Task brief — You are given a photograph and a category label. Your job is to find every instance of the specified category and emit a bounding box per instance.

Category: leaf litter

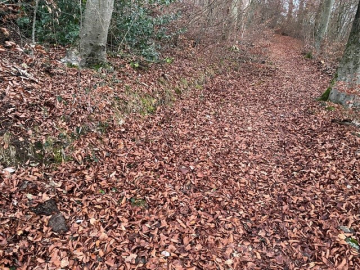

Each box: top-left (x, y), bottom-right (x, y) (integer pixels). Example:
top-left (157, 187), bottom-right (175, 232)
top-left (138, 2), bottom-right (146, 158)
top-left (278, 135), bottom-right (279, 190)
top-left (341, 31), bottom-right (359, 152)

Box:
top-left (0, 34), bottom-right (360, 269)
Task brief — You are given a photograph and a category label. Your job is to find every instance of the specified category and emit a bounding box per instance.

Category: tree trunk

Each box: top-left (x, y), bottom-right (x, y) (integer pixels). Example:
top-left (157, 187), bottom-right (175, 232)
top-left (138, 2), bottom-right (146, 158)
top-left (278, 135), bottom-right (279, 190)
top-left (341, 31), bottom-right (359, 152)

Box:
top-left (282, 0), bottom-right (294, 35)
top-left (80, 0), bottom-right (115, 67)
top-left (287, 0), bottom-right (294, 23)
top-left (239, 0), bottom-right (250, 39)
top-left (31, 0), bottom-right (39, 44)
top-left (246, 0), bottom-right (257, 26)
top-left (329, 2), bottom-right (360, 108)
top-left (335, 1), bottom-right (358, 43)
top-left (295, 0), bottom-right (309, 39)
top-left (297, 0), bottom-right (305, 31)
top-left (225, 0), bottom-right (240, 41)
top-left (314, 0), bottom-right (335, 53)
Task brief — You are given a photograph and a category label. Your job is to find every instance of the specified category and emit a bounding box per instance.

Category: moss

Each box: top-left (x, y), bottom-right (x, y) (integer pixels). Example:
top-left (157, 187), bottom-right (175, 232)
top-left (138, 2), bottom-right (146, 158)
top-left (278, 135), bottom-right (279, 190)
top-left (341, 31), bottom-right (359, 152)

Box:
top-left (52, 146), bottom-right (64, 163)
top-left (325, 106), bottom-right (335, 111)
top-left (318, 87), bottom-right (332, 101)
top-left (0, 132), bottom-right (16, 166)
top-left (329, 73), bottom-right (338, 87)
top-left (164, 57), bottom-right (174, 64)
top-left (180, 78), bottom-right (188, 88)
top-left (195, 84), bottom-right (203, 90)
top-left (43, 138), bottom-right (65, 164)
top-left (66, 63), bottom-right (79, 68)
top-left (159, 89), bottom-right (175, 106)
top-left (91, 62), bottom-right (112, 71)
top-left (318, 73), bottom-right (338, 101)
top-left (197, 74), bottom-right (206, 85)
top-left (158, 77), bottom-right (166, 85)
top-left (0, 133), bottom-right (45, 166)
top-left (125, 84), bottom-right (131, 92)
top-left (97, 121), bottom-right (110, 134)
top-left (304, 51), bottom-right (313, 59)
top-left (140, 95), bottom-right (156, 114)
top-left (174, 87), bottom-right (182, 95)
top-left (130, 62), bottom-right (140, 69)
top-left (130, 197), bottom-right (147, 208)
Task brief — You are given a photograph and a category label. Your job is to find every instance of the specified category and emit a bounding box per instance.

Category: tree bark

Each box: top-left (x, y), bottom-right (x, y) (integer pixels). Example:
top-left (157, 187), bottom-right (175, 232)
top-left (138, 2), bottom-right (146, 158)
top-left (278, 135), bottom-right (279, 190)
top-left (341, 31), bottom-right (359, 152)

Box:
top-left (335, 1), bottom-right (358, 43)
top-left (239, 0), bottom-right (250, 39)
top-left (329, 2), bottom-right (360, 108)
top-left (224, 0), bottom-right (240, 41)
top-left (296, 0), bottom-right (306, 38)
top-left (80, 0), bottom-right (115, 67)
top-left (314, 0), bottom-right (335, 53)
top-left (297, 0), bottom-right (305, 26)
top-left (31, 0), bottom-right (39, 44)
top-left (287, 0), bottom-right (294, 23)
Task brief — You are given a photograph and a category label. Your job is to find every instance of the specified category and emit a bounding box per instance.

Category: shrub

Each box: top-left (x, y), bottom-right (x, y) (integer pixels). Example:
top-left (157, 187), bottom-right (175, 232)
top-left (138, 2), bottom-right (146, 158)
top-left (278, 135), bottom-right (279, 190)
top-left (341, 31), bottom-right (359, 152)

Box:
top-left (14, 0), bottom-right (180, 60)
top-left (109, 0), bottom-right (180, 61)
top-left (16, 0), bottom-right (83, 45)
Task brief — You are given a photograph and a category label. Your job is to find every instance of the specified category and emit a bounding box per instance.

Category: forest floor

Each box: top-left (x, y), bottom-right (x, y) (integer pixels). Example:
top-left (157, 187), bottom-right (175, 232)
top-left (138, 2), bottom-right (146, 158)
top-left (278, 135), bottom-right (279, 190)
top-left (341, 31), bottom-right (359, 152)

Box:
top-left (1, 33), bottom-right (360, 269)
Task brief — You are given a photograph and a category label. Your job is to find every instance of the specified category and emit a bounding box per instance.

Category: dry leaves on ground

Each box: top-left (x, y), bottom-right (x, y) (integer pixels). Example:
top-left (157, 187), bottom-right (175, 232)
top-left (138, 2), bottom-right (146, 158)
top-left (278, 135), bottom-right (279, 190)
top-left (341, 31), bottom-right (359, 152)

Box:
top-left (0, 34), bottom-right (360, 269)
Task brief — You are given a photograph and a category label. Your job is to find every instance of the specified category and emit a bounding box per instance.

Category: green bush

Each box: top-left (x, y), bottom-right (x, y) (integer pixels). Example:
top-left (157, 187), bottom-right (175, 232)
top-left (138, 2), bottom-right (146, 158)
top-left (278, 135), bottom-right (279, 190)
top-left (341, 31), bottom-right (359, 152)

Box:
top-left (16, 0), bottom-right (83, 45)
top-left (15, 0), bottom-right (181, 59)
top-left (109, 0), bottom-right (180, 61)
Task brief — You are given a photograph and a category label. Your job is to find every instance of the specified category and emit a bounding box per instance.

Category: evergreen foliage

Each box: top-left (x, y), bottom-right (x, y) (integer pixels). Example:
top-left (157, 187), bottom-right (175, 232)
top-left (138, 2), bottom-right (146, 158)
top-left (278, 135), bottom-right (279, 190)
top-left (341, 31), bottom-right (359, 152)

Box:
top-left (17, 0), bottom-right (83, 45)
top-left (14, 0), bottom-right (180, 60)
top-left (109, 0), bottom-right (180, 60)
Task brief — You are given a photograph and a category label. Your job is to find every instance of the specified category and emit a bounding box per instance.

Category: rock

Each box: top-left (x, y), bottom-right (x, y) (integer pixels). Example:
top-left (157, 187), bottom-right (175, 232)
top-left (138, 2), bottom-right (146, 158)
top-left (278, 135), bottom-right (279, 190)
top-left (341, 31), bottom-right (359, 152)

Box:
top-left (49, 213), bottom-right (68, 233)
top-left (31, 199), bottom-right (59, 215)
top-left (161, 251), bottom-right (170, 257)
top-left (61, 49), bottom-right (80, 67)
top-left (31, 199), bottom-right (68, 233)
top-left (135, 256), bottom-right (147, 265)
top-left (329, 88), bottom-right (360, 108)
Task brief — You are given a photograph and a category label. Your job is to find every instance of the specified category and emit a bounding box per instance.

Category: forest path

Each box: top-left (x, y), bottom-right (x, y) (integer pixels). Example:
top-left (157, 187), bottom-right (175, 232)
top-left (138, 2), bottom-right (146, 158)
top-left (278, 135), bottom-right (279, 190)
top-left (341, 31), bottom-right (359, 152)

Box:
top-left (2, 35), bottom-right (360, 269)
top-left (129, 34), bottom-right (360, 269)
top-left (105, 34), bottom-right (359, 268)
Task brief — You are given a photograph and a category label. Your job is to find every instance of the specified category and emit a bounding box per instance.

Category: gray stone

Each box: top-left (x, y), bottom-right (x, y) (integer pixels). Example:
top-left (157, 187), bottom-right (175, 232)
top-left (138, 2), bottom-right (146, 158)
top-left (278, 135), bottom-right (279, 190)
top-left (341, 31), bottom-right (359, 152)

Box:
top-left (49, 213), bottom-right (68, 233)
top-left (61, 49), bottom-right (80, 67)
top-left (31, 199), bottom-right (59, 216)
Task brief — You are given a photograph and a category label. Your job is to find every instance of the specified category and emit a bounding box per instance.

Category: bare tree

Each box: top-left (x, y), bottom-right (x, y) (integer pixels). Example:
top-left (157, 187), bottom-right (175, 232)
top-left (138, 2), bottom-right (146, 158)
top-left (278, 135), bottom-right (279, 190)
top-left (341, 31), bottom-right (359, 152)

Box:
top-left (31, 0), bottom-right (40, 44)
top-left (314, 0), bottom-right (335, 53)
top-left (239, 0), bottom-right (251, 39)
top-left (80, 0), bottom-right (115, 67)
top-left (328, 1), bottom-right (360, 108)
top-left (332, 0), bottom-right (358, 43)
top-left (225, 0), bottom-right (240, 41)
top-left (287, 0), bottom-right (294, 23)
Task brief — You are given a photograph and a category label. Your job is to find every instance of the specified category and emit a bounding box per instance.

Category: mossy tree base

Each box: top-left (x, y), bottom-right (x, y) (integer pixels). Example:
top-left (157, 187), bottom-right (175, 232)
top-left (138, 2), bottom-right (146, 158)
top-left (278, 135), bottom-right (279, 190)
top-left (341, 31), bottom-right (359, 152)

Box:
top-left (318, 87), bottom-right (331, 101)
